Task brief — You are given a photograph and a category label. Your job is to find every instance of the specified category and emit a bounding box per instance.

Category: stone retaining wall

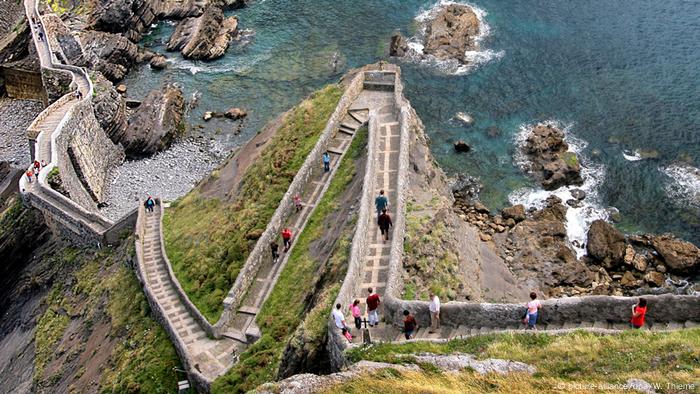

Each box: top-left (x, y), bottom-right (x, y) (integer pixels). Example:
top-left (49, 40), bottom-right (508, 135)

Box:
top-left (1, 67), bottom-right (45, 103)
top-left (214, 71), bottom-right (368, 333)
top-left (133, 203), bottom-right (211, 392)
top-left (56, 99), bottom-right (124, 205)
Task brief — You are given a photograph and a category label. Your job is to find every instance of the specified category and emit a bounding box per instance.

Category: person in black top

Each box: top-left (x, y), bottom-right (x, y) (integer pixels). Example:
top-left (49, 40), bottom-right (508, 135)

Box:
top-left (378, 208), bottom-right (393, 241)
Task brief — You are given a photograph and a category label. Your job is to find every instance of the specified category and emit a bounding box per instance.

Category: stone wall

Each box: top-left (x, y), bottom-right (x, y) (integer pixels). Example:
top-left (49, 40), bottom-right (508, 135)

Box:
top-left (213, 71), bottom-right (368, 332)
top-left (57, 99), bottom-right (124, 205)
top-left (1, 67), bottom-right (45, 102)
top-left (133, 203), bottom-right (211, 392)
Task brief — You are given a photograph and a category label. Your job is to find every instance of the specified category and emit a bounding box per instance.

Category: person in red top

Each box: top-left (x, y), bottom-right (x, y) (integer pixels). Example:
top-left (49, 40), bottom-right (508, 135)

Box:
top-left (630, 298), bottom-right (647, 329)
top-left (366, 287), bottom-right (381, 327)
top-left (403, 310), bottom-right (418, 340)
top-left (281, 228), bottom-right (293, 252)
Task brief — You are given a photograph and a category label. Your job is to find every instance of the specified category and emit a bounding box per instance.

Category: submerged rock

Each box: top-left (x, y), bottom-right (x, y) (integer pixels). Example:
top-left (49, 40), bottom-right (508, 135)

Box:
top-left (167, 6), bottom-right (238, 60)
top-left (121, 83), bottom-right (185, 157)
top-left (453, 140), bottom-right (470, 153)
top-left (225, 107), bottom-right (247, 120)
top-left (423, 4), bottom-right (480, 63)
top-left (524, 123), bottom-right (583, 190)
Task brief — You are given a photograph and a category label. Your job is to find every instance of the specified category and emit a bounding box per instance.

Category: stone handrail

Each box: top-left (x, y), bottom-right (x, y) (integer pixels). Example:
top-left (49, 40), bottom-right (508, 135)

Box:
top-left (213, 71), bottom-right (368, 332)
top-left (19, 0), bottom-right (114, 243)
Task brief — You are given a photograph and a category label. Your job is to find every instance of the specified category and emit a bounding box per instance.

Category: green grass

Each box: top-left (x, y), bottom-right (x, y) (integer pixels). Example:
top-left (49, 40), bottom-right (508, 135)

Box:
top-left (163, 85), bottom-right (343, 322)
top-left (33, 242), bottom-right (181, 392)
top-left (211, 126), bottom-right (367, 393)
top-left (341, 329), bottom-right (700, 393)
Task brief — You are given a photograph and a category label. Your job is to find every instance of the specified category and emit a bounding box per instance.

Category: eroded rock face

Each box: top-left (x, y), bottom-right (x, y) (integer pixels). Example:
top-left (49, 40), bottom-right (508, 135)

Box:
top-left (586, 220), bottom-right (626, 268)
top-left (81, 30), bottom-right (140, 81)
top-left (91, 72), bottom-right (128, 143)
top-left (122, 84), bottom-right (185, 157)
top-left (423, 4), bottom-right (479, 63)
top-left (87, 0), bottom-right (157, 41)
top-left (651, 235), bottom-right (700, 274)
top-left (524, 123), bottom-right (583, 190)
top-left (166, 6), bottom-right (238, 60)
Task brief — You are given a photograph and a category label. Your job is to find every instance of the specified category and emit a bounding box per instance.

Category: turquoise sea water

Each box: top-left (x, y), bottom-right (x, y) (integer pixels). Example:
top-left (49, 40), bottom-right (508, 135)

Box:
top-left (123, 0), bottom-right (700, 245)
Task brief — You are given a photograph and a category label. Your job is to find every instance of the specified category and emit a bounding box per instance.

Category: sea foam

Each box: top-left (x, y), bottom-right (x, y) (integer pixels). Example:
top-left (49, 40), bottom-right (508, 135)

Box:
top-left (509, 120), bottom-right (608, 258)
top-left (661, 164), bottom-right (700, 209)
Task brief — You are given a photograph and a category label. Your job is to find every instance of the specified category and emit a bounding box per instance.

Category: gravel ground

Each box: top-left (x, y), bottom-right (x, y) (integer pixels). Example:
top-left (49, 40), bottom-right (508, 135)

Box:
top-left (0, 98), bottom-right (44, 168)
top-left (100, 137), bottom-right (228, 220)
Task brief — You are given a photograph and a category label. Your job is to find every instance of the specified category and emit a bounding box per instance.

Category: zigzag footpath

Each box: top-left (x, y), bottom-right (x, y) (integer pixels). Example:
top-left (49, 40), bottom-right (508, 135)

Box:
top-left (18, 0), bottom-right (128, 245)
top-left (328, 66), bottom-right (700, 370)
top-left (133, 70), bottom-right (373, 390)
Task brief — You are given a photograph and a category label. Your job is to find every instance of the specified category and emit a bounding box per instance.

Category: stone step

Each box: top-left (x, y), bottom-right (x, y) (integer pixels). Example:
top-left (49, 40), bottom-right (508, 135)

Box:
top-left (338, 126), bottom-right (355, 136)
top-left (340, 123), bottom-right (357, 132)
top-left (327, 147), bottom-right (344, 156)
top-left (222, 330), bottom-right (247, 344)
top-left (238, 306), bottom-right (259, 315)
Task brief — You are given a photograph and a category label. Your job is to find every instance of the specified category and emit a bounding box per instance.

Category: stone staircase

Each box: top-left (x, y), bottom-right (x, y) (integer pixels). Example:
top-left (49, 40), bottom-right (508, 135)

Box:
top-left (221, 109), bottom-right (368, 341)
top-left (138, 205), bottom-right (242, 382)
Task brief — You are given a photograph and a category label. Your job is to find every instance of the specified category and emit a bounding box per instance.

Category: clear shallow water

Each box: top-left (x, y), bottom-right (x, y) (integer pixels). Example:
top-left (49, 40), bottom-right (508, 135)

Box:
top-left (124, 0), bottom-right (700, 245)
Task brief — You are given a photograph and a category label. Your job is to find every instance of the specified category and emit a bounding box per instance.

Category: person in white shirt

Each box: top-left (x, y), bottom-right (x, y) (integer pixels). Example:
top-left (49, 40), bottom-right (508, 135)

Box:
top-left (332, 303), bottom-right (347, 331)
top-left (429, 293), bottom-right (441, 333)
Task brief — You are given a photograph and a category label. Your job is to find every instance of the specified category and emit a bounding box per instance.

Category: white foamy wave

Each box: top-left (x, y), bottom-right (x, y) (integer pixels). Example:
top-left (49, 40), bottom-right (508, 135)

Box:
top-left (403, 1), bottom-right (503, 75)
top-left (661, 164), bottom-right (700, 209)
top-left (167, 51), bottom-right (271, 75)
top-left (622, 149), bottom-right (643, 161)
top-left (510, 120), bottom-right (609, 258)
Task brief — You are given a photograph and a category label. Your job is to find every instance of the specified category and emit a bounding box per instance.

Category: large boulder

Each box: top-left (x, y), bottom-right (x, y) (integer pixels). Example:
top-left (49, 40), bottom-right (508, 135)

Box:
top-left (586, 220), bottom-right (626, 268)
top-left (423, 4), bottom-right (479, 63)
top-left (121, 84), bottom-right (185, 157)
top-left (651, 235), bottom-right (700, 274)
top-left (524, 123), bottom-right (583, 190)
top-left (167, 6), bottom-right (238, 60)
top-left (501, 204), bottom-right (526, 222)
top-left (87, 0), bottom-right (157, 41)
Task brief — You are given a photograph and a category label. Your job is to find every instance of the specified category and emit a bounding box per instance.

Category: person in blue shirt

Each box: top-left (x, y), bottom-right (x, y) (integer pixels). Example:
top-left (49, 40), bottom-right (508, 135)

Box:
top-left (375, 190), bottom-right (388, 222)
top-left (322, 151), bottom-right (331, 172)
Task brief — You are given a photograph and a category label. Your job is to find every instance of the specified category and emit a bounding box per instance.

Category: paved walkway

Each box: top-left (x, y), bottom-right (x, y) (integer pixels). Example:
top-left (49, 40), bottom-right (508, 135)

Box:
top-left (223, 108), bottom-right (369, 340)
top-left (141, 207), bottom-right (242, 381)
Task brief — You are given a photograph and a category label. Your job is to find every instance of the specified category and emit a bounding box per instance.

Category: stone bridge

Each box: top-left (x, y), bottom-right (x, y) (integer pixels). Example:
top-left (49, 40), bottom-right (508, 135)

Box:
top-left (18, 0), bottom-right (131, 245)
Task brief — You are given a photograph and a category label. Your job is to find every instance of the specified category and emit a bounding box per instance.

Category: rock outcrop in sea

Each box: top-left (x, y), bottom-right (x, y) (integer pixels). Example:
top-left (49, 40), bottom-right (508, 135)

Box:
top-left (166, 6), bottom-right (239, 60)
top-left (523, 123), bottom-right (583, 190)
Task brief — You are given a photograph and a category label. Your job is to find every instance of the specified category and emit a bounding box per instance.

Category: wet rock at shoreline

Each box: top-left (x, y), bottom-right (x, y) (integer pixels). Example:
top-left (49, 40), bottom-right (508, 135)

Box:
top-left (167, 6), bottom-right (238, 60)
top-left (524, 123), bottom-right (583, 190)
top-left (501, 204), bottom-right (526, 222)
top-left (149, 54), bottom-right (167, 69)
top-left (423, 4), bottom-right (479, 63)
top-left (389, 32), bottom-right (408, 57)
top-left (121, 83), bottom-right (185, 157)
top-left (225, 107), bottom-right (247, 120)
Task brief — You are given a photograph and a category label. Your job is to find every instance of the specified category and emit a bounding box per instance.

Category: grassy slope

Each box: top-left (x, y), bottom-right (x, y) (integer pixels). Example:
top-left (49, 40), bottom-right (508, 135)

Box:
top-left (337, 329), bottom-right (700, 393)
top-left (211, 128), bottom-right (367, 393)
top-left (33, 242), bottom-right (181, 393)
top-left (163, 85), bottom-right (343, 322)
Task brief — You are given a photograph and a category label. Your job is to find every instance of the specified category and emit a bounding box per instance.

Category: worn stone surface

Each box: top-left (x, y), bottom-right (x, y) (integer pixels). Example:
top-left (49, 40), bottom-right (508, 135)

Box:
top-left (121, 83), bottom-right (185, 157)
top-left (414, 353), bottom-right (536, 375)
